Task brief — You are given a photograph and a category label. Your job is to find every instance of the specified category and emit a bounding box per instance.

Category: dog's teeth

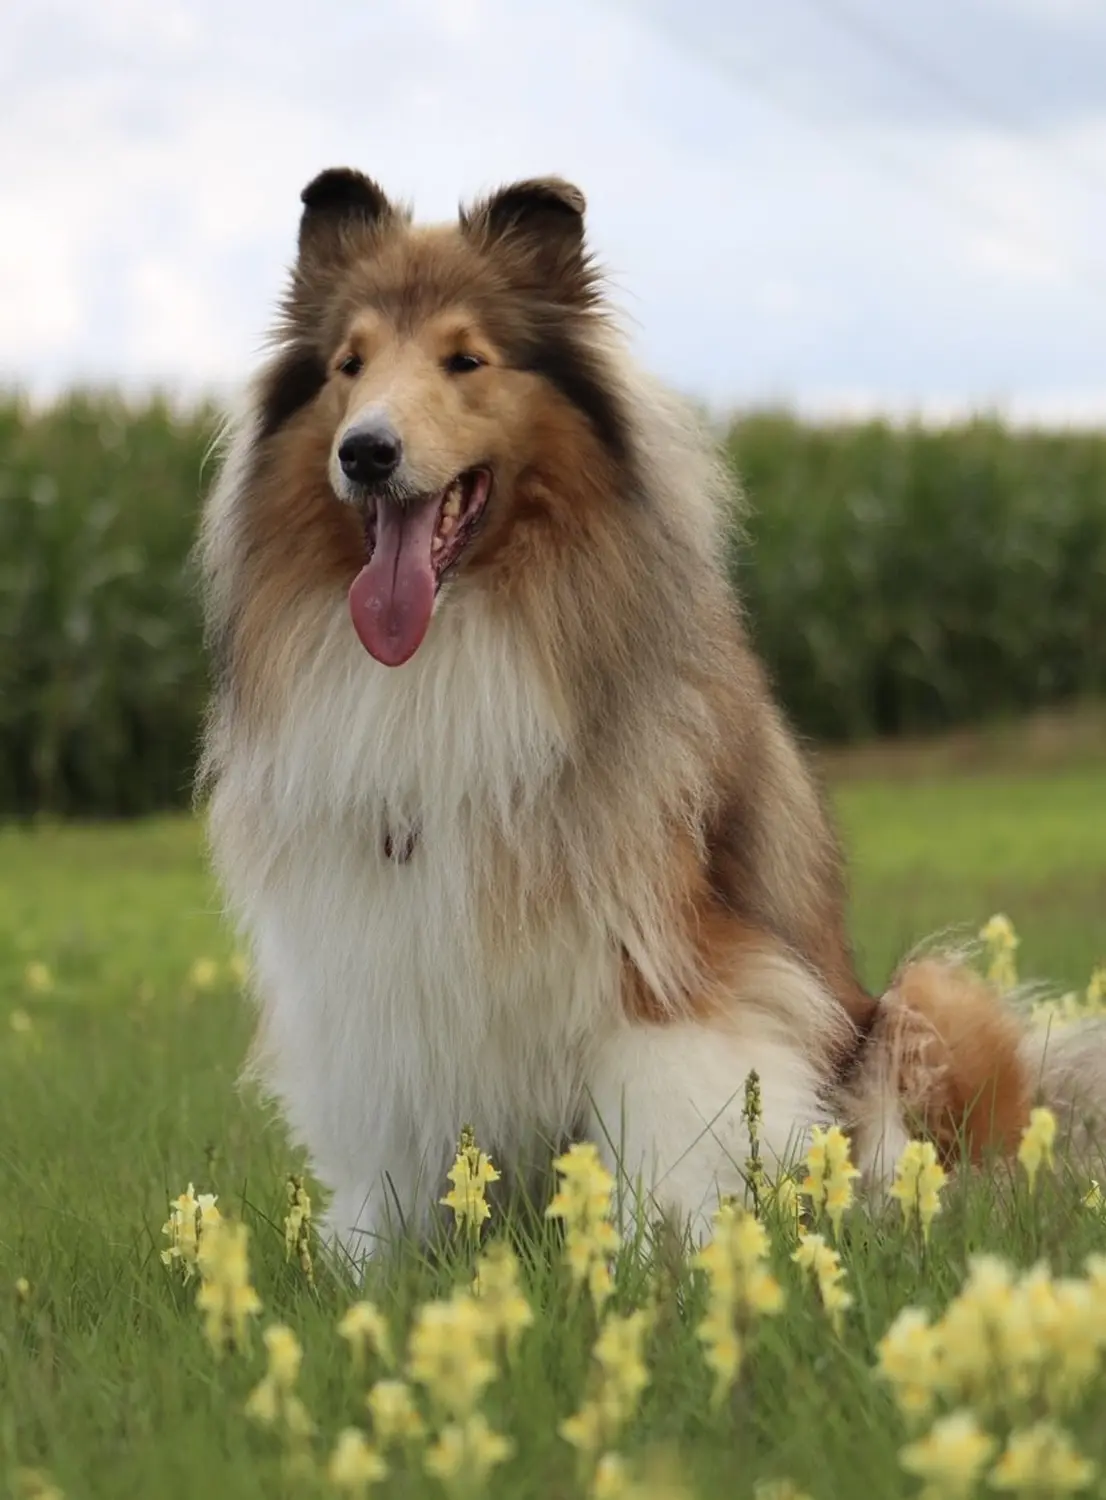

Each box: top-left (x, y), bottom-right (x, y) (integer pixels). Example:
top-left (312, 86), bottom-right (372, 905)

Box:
top-left (432, 535), bottom-right (444, 553)
top-left (438, 515), bottom-right (455, 538)
top-left (443, 493), bottom-right (462, 519)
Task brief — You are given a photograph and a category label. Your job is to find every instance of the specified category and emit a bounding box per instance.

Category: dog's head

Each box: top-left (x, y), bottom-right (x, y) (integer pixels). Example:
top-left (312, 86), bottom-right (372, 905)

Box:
top-left (261, 168), bottom-right (632, 667)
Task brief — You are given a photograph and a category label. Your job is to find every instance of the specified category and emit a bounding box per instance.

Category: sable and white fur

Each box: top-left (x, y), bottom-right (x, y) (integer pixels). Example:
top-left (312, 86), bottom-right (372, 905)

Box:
top-left (199, 168), bottom-right (1105, 1267)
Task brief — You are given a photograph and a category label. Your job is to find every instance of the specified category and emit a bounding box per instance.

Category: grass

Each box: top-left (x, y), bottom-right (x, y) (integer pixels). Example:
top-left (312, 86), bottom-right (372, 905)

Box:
top-left (1, 758), bottom-right (1105, 1499)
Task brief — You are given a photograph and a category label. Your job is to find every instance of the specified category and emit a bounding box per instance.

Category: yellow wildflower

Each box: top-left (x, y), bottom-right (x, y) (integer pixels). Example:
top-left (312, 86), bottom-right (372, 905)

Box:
top-left (339, 1301), bottom-right (394, 1369)
top-left (546, 1142), bottom-right (620, 1312)
top-left (900, 1410), bottom-right (997, 1500)
top-left (366, 1379), bottom-right (426, 1446)
top-left (768, 1174), bottom-right (803, 1241)
top-left (440, 1123), bottom-right (501, 1234)
top-left (980, 914), bottom-right (1019, 991)
top-left (188, 957), bottom-right (219, 990)
top-left (283, 1174), bottom-right (314, 1285)
top-left (15, 1276), bottom-right (31, 1303)
top-left (876, 1307), bottom-right (942, 1421)
top-left (24, 962), bottom-right (53, 994)
top-left (890, 1140), bottom-right (948, 1245)
top-left (591, 1452), bottom-right (694, 1500)
top-left (10, 1008), bottom-right (33, 1035)
top-left (161, 1183), bottom-right (221, 1282)
top-left (245, 1324), bottom-right (313, 1438)
top-left (195, 1219), bottom-right (262, 1355)
top-left (471, 1241), bottom-right (534, 1358)
top-left (593, 1309), bottom-right (651, 1415)
top-left (11, 1469), bottom-right (64, 1500)
top-left (1083, 1180), bottom-right (1105, 1214)
top-left (1018, 1107), bottom-right (1057, 1192)
top-left (561, 1400), bottom-right (606, 1456)
top-left (562, 1310), bottom-right (652, 1459)
top-left (423, 1413), bottom-right (513, 1492)
top-left (328, 1428), bottom-right (388, 1495)
top-left (989, 1422), bottom-right (1095, 1493)
top-left (800, 1126), bottom-right (859, 1238)
top-left (792, 1233), bottom-right (852, 1335)
top-left (936, 1255), bottom-right (1019, 1408)
top-left (407, 1293), bottom-right (497, 1418)
top-left (755, 1483), bottom-right (814, 1500)
top-left (694, 1201), bottom-right (784, 1402)
top-left (593, 1453), bottom-right (634, 1499)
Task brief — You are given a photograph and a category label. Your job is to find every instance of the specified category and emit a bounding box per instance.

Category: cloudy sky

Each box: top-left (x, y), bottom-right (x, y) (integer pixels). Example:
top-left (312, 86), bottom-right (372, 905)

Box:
top-left (4, 0), bottom-right (1105, 420)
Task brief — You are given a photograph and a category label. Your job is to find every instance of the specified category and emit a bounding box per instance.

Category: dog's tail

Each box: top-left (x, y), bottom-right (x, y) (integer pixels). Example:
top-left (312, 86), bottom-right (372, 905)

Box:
top-left (844, 952), bottom-right (1106, 1182)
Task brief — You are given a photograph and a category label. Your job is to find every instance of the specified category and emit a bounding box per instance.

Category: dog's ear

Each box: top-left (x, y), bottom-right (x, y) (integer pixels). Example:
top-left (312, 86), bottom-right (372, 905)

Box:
top-left (297, 167), bottom-right (394, 269)
top-left (461, 177), bottom-right (597, 305)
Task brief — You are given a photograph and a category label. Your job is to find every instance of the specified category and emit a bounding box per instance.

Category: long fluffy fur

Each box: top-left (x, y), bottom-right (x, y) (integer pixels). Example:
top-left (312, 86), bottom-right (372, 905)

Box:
top-left (199, 169), bottom-right (1105, 1267)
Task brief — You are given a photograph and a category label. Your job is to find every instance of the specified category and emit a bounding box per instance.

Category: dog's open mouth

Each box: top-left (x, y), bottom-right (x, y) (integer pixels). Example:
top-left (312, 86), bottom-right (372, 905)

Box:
top-left (348, 467), bottom-right (491, 667)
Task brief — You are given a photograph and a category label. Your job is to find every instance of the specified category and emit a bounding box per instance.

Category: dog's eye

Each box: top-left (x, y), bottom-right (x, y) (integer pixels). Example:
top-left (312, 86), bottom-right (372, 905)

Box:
top-left (337, 353), bottom-right (363, 377)
top-left (443, 352), bottom-right (483, 375)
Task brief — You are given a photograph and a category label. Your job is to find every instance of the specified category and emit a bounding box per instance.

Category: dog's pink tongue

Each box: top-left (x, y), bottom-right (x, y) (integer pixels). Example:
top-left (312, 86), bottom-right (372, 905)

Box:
top-left (348, 500), bottom-right (439, 667)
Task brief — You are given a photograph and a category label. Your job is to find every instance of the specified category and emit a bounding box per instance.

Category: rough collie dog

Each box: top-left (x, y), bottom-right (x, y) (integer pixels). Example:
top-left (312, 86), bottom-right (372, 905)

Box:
top-left (200, 168), bottom-right (1103, 1266)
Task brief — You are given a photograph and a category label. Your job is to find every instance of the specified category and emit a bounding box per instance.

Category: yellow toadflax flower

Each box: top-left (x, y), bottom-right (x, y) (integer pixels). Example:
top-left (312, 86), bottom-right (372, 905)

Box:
top-left (980, 913), bottom-right (1019, 991)
top-left (800, 1126), bottom-right (859, 1239)
top-left (989, 1421), bottom-right (1095, 1494)
top-left (423, 1412), bottom-right (513, 1494)
top-left (592, 1451), bottom-right (695, 1500)
top-left (561, 1309), bottom-right (653, 1463)
top-left (366, 1379), bottom-right (426, 1447)
top-left (440, 1124), bottom-right (501, 1236)
top-left (10, 1008), bottom-right (34, 1035)
top-left (245, 1323), bottom-right (314, 1438)
top-left (546, 1141), bottom-right (620, 1312)
top-left (161, 1183), bottom-right (222, 1283)
top-left (24, 961), bottom-right (53, 994)
top-left (876, 1306), bottom-right (943, 1422)
top-left (188, 957), bottom-right (219, 991)
top-left (407, 1292), bottom-right (497, 1419)
top-left (327, 1428), bottom-right (388, 1496)
top-left (11, 1468), bottom-right (65, 1500)
top-left (767, 1173), bottom-right (803, 1242)
top-left (283, 1174), bottom-right (314, 1285)
top-left (1083, 1180), bottom-right (1105, 1214)
top-left (754, 1483), bottom-right (814, 1500)
top-left (694, 1201), bottom-right (784, 1402)
top-left (900, 1410), bottom-right (997, 1500)
top-left (471, 1241), bottom-right (534, 1359)
top-left (195, 1218), bottom-right (261, 1355)
top-left (935, 1255), bottom-right (1020, 1410)
top-left (339, 1300), bottom-right (394, 1371)
top-left (792, 1234), bottom-right (852, 1336)
top-left (890, 1140), bottom-right (948, 1246)
top-left (1018, 1107), bottom-right (1057, 1192)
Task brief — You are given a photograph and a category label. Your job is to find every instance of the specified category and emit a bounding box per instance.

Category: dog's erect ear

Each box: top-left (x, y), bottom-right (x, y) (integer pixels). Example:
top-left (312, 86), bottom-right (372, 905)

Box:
top-left (461, 177), bottom-right (596, 304)
top-left (297, 167), bottom-right (394, 267)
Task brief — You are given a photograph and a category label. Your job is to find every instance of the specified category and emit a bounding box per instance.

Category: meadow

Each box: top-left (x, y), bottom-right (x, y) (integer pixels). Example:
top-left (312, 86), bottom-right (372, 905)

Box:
top-left (2, 740), bottom-right (1105, 1500)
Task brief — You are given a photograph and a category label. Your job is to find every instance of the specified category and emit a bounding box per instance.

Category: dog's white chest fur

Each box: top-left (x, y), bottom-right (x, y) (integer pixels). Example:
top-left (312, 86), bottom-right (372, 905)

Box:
top-left (215, 600), bottom-right (619, 1255)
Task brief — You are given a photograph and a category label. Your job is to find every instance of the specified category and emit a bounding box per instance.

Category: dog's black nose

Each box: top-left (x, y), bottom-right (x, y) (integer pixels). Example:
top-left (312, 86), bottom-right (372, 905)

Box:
top-left (338, 420), bottom-right (403, 485)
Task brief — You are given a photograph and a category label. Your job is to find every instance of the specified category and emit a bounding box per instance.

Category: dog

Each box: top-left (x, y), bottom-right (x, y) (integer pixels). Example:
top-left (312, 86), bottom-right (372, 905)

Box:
top-left (199, 167), bottom-right (1104, 1266)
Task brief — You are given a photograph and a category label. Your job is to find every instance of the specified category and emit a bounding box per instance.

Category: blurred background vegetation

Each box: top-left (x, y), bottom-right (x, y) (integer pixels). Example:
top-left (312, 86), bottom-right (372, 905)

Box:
top-left (1, 390), bottom-right (1103, 818)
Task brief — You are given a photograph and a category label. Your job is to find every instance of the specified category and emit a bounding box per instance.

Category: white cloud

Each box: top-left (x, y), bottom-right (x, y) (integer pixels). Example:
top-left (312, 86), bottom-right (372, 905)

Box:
top-left (2, 0), bottom-right (1105, 420)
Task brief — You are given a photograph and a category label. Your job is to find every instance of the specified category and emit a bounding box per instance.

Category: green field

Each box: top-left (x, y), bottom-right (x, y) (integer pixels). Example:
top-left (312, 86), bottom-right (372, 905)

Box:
top-left (1, 760), bottom-right (1105, 1499)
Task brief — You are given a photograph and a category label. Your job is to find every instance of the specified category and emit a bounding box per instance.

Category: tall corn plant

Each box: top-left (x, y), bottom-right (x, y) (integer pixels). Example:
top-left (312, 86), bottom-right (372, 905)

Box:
top-left (0, 391), bottom-right (214, 816)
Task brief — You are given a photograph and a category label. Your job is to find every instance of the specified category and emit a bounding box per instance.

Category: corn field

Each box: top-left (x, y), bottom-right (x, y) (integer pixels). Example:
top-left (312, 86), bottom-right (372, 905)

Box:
top-left (2, 391), bottom-right (1104, 816)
